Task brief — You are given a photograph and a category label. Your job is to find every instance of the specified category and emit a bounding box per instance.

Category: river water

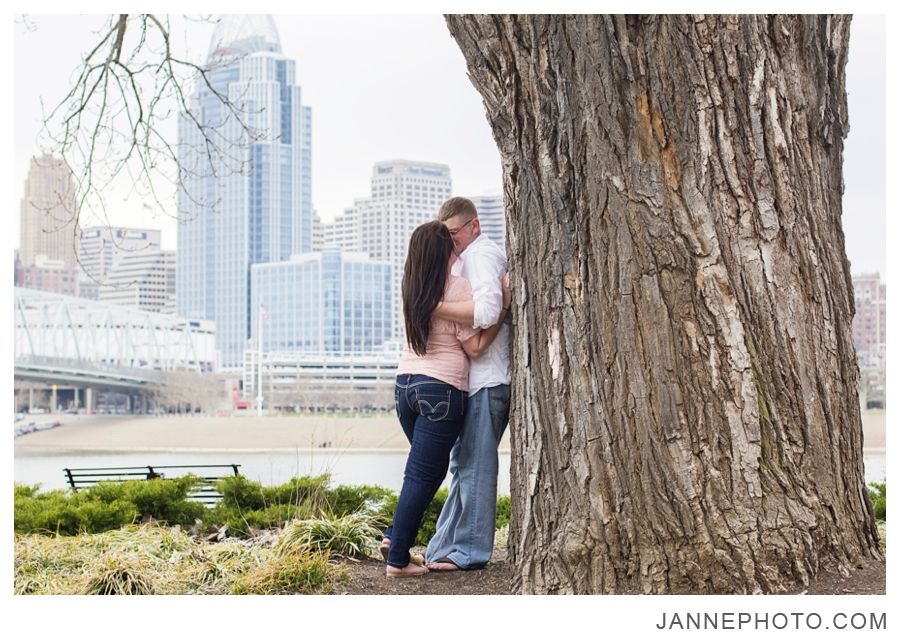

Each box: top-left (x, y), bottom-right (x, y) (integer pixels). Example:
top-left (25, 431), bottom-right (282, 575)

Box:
top-left (14, 450), bottom-right (886, 494)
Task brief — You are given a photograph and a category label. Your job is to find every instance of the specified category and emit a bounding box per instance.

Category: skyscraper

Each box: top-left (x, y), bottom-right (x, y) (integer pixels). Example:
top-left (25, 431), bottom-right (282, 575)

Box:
top-left (177, 16), bottom-right (312, 370)
top-left (324, 160), bottom-right (452, 338)
top-left (19, 155), bottom-right (79, 268)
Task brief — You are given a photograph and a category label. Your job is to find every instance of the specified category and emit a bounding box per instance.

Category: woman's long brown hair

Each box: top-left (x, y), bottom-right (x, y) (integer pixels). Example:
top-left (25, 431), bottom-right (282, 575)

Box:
top-left (402, 220), bottom-right (454, 356)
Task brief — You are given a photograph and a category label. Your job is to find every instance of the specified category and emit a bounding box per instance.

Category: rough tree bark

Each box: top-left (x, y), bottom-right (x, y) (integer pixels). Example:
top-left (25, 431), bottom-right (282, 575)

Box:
top-left (446, 14), bottom-right (880, 594)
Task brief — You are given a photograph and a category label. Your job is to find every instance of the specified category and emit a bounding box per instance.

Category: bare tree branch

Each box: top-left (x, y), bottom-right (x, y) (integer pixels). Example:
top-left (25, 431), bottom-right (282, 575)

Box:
top-left (30, 14), bottom-right (271, 286)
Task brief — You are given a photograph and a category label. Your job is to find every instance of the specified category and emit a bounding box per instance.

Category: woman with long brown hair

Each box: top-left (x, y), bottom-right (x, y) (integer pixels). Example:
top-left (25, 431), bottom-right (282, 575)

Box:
top-left (382, 220), bottom-right (509, 577)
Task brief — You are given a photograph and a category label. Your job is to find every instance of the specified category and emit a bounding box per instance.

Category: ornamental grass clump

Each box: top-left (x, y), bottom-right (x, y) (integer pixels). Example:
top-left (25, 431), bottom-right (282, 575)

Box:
top-left (15, 524), bottom-right (191, 594)
top-left (15, 532), bottom-right (93, 594)
top-left (176, 543), bottom-right (260, 593)
top-left (231, 551), bottom-right (336, 595)
top-left (15, 522), bottom-right (341, 595)
top-left (276, 513), bottom-right (382, 559)
top-left (80, 557), bottom-right (157, 595)
top-left (494, 524), bottom-right (509, 550)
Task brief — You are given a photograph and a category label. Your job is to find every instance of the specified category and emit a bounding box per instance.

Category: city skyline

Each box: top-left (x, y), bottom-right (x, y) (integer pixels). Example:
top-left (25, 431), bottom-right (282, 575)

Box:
top-left (13, 16), bottom-right (503, 248)
top-left (13, 14), bottom-right (886, 278)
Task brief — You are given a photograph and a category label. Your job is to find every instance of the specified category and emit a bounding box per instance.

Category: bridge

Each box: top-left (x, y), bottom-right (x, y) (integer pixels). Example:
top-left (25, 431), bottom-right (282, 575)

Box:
top-left (14, 287), bottom-right (216, 412)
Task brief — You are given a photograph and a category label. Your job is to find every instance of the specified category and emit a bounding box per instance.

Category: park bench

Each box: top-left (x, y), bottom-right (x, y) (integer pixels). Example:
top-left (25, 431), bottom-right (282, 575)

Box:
top-left (62, 464), bottom-right (241, 506)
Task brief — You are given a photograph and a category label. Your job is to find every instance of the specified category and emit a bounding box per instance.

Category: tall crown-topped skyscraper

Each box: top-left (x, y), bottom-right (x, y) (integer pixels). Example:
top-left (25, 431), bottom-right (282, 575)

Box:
top-left (177, 16), bottom-right (312, 370)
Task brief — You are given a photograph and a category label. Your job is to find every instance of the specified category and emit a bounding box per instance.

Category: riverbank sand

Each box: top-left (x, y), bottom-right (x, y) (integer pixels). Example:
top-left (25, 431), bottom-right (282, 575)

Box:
top-left (15, 411), bottom-right (884, 455)
top-left (14, 413), bottom-right (511, 455)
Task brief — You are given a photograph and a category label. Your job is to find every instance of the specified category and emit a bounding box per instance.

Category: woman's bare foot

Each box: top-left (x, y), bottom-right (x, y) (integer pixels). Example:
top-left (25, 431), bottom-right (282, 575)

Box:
top-left (425, 559), bottom-right (461, 572)
top-left (386, 563), bottom-right (429, 578)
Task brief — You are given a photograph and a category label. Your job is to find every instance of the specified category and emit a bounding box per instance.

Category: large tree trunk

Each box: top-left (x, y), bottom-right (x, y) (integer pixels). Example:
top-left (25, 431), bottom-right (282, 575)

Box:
top-left (446, 14), bottom-right (880, 594)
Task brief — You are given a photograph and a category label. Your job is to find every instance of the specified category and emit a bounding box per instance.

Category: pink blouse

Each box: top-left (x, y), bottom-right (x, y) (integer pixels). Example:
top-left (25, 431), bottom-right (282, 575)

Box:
top-left (396, 275), bottom-right (478, 392)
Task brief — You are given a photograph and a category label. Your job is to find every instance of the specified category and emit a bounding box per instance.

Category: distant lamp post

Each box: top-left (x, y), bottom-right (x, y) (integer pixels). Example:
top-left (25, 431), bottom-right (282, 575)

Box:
top-left (257, 304), bottom-right (268, 416)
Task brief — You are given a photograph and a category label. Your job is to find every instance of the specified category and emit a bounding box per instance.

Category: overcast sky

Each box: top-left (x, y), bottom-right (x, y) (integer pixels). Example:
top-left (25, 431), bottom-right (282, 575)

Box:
top-left (13, 14), bottom-right (885, 277)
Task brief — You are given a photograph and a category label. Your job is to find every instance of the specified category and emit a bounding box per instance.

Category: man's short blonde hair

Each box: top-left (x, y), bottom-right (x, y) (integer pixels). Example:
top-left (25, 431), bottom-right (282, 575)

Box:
top-left (437, 196), bottom-right (478, 222)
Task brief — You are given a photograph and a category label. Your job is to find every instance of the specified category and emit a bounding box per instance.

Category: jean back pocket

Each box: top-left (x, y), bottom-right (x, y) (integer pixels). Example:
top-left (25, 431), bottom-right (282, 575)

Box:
top-left (414, 388), bottom-right (452, 422)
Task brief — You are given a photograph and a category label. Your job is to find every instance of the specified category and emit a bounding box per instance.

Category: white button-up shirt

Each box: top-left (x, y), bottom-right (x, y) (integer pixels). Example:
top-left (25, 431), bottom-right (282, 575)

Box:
top-left (451, 233), bottom-right (511, 394)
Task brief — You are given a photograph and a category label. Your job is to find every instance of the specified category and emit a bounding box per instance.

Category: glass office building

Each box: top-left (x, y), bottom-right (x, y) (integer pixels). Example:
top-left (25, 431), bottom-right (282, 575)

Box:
top-left (250, 250), bottom-right (393, 354)
top-left (321, 160), bottom-right (452, 339)
top-left (177, 16), bottom-right (312, 370)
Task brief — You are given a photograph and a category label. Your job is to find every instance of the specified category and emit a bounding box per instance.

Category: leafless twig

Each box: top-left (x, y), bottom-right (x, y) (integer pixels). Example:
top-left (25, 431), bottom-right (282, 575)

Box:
top-left (32, 14), bottom-right (269, 285)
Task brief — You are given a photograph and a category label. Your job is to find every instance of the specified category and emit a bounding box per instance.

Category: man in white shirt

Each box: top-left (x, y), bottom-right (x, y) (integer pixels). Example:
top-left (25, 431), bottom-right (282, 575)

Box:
top-left (425, 196), bottom-right (511, 571)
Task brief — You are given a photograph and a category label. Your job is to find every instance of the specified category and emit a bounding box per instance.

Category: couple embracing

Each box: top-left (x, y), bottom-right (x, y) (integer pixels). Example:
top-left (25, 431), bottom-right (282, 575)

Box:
top-left (382, 197), bottom-right (511, 578)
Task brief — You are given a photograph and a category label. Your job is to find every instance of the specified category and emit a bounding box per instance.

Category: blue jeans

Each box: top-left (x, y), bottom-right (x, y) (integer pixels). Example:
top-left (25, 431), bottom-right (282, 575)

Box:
top-left (425, 384), bottom-right (510, 568)
top-left (384, 374), bottom-right (466, 567)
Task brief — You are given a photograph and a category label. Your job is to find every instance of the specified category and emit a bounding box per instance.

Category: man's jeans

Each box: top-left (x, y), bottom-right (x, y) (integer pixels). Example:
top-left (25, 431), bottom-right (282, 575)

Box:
top-left (384, 374), bottom-right (466, 567)
top-left (425, 384), bottom-right (510, 568)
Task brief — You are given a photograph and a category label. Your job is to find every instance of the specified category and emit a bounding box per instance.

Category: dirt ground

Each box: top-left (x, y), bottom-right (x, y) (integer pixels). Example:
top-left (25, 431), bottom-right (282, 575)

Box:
top-left (332, 548), bottom-right (515, 595)
top-left (331, 550), bottom-right (885, 595)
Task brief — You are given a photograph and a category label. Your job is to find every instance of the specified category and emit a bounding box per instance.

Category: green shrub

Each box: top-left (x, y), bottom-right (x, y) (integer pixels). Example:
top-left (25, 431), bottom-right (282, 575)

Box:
top-left (868, 482), bottom-right (886, 520)
top-left (374, 493), bottom-right (398, 532)
top-left (15, 475), bottom-right (509, 541)
top-left (374, 487), bottom-right (448, 546)
top-left (14, 486), bottom-right (138, 535)
top-left (495, 494), bottom-right (511, 529)
top-left (88, 477), bottom-right (207, 526)
top-left (212, 474), bottom-right (331, 528)
top-left (208, 475), bottom-right (394, 538)
top-left (14, 478), bottom-right (206, 536)
top-left (72, 499), bottom-right (140, 534)
top-left (15, 484), bottom-right (41, 499)
top-left (325, 484), bottom-right (395, 518)
top-left (419, 487), bottom-right (449, 544)
top-left (215, 475), bottom-right (268, 511)
top-left (15, 487), bottom-right (75, 534)
top-left (242, 503), bottom-right (313, 533)
top-left (209, 476), bottom-right (324, 537)
top-left (263, 475), bottom-right (331, 506)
